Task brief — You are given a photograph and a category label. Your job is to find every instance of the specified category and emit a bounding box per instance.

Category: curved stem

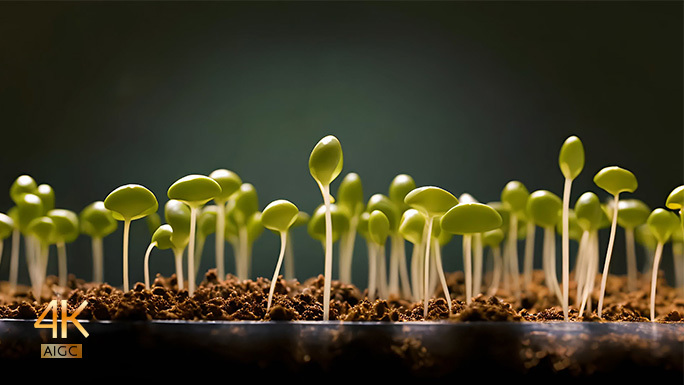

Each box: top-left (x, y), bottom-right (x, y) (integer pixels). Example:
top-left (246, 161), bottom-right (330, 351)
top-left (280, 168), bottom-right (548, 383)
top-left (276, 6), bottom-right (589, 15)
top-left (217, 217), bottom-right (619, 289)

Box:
top-left (216, 201), bottom-right (226, 281)
top-left (523, 221), bottom-right (536, 289)
top-left (561, 177), bottom-right (572, 321)
top-left (9, 229), bottom-right (20, 294)
top-left (423, 215), bottom-right (434, 319)
top-left (57, 241), bottom-right (67, 289)
top-left (597, 194), bottom-right (620, 317)
top-left (143, 242), bottom-right (157, 289)
top-left (122, 219), bottom-right (131, 292)
top-left (649, 242), bottom-right (664, 322)
top-left (174, 249), bottom-right (185, 291)
top-left (625, 227), bottom-right (637, 292)
top-left (267, 232), bottom-right (288, 313)
top-left (321, 183), bottom-right (333, 321)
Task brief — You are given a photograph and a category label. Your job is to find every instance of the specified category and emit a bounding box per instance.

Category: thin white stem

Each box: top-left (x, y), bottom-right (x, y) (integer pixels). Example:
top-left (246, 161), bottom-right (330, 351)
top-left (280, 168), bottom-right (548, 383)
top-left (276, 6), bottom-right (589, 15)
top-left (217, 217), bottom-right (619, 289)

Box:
top-left (544, 226), bottom-right (562, 305)
top-left (267, 232), bottom-right (288, 313)
top-left (216, 201), bottom-right (226, 281)
top-left (378, 244), bottom-right (388, 299)
top-left (410, 242), bottom-right (422, 302)
top-left (487, 246), bottom-right (502, 297)
top-left (321, 183), bottom-right (333, 321)
top-left (561, 177), bottom-right (572, 321)
top-left (434, 239), bottom-right (452, 312)
top-left (143, 242), bottom-right (157, 289)
top-left (473, 233), bottom-right (483, 296)
top-left (423, 215), bottom-right (434, 319)
top-left (625, 227), bottom-right (637, 292)
top-left (57, 241), bottom-right (67, 289)
top-left (237, 227), bottom-right (248, 280)
top-left (188, 206), bottom-right (198, 296)
top-left (368, 243), bottom-right (377, 300)
top-left (597, 194), bottom-right (620, 318)
top-left (523, 221), bottom-right (536, 289)
top-left (123, 220), bottom-right (131, 292)
top-left (575, 231), bottom-right (589, 309)
top-left (507, 213), bottom-right (520, 298)
top-left (464, 234), bottom-right (473, 305)
top-left (397, 236), bottom-right (412, 299)
top-left (92, 237), bottom-right (104, 283)
top-left (284, 231), bottom-right (294, 281)
top-left (650, 242), bottom-right (664, 322)
top-left (194, 237), bottom-right (205, 278)
top-left (174, 249), bottom-right (185, 291)
top-left (579, 231), bottom-right (599, 317)
top-left (9, 229), bottom-right (20, 294)
top-left (388, 236), bottom-right (400, 296)
top-left (25, 235), bottom-right (35, 289)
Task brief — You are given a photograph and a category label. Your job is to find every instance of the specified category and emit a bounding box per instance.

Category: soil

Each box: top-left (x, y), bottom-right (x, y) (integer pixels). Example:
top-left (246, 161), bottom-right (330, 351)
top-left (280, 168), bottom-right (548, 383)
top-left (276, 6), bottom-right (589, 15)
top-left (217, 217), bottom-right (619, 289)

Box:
top-left (0, 269), bottom-right (681, 322)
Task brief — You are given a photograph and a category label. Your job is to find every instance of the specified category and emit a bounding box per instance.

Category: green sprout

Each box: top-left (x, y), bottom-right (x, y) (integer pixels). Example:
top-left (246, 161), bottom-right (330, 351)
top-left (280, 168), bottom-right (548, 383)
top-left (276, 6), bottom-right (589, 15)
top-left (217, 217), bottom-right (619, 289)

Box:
top-left (16, 193), bottom-right (44, 296)
top-left (165, 199), bottom-right (192, 291)
top-left (483, 228), bottom-right (505, 296)
top-left (232, 183), bottom-right (260, 280)
top-left (336, 172), bottom-right (364, 285)
top-left (526, 190), bottom-right (563, 308)
top-left (367, 210), bottom-right (390, 300)
top-left (26, 216), bottom-right (56, 300)
top-left (0, 213), bottom-right (15, 277)
top-left (284, 211), bottom-right (309, 280)
top-left (646, 208), bottom-right (679, 321)
top-left (558, 135), bottom-right (584, 321)
top-left (501, 180), bottom-right (529, 298)
top-left (80, 201), bottom-right (117, 283)
top-left (104, 184), bottom-right (158, 292)
top-left (574, 192), bottom-right (604, 316)
top-left (167, 174), bottom-right (222, 296)
top-left (8, 175), bottom-right (38, 294)
top-left (399, 208), bottom-right (426, 302)
top-left (46, 209), bottom-right (79, 289)
top-left (36, 184), bottom-right (55, 214)
top-left (143, 224), bottom-right (174, 289)
top-left (194, 205), bottom-right (217, 277)
top-left (615, 199), bottom-right (650, 291)
top-left (309, 135), bottom-right (343, 321)
top-left (307, 204), bottom-right (350, 252)
top-left (666, 185), bottom-right (684, 256)
top-left (366, 193), bottom-right (400, 298)
top-left (404, 186), bottom-right (458, 318)
top-left (261, 199), bottom-right (299, 313)
top-left (10, 174), bottom-right (37, 203)
top-left (209, 169), bottom-right (242, 281)
top-left (636, 223), bottom-right (657, 277)
top-left (459, 193), bottom-right (485, 297)
top-left (593, 166), bottom-right (637, 317)
top-left (389, 174), bottom-right (416, 299)
top-left (441, 202), bottom-right (503, 305)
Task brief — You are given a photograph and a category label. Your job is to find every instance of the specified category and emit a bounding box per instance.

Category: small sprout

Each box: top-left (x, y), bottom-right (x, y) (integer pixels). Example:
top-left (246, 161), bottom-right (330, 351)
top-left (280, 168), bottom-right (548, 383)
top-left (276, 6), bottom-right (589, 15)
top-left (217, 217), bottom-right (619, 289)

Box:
top-left (405, 186), bottom-right (458, 318)
top-left (615, 199), bottom-right (650, 291)
top-left (389, 174), bottom-right (416, 212)
top-left (307, 204), bottom-right (350, 245)
top-left (367, 193), bottom-right (402, 296)
top-left (233, 183), bottom-right (260, 280)
top-left (80, 201), bottom-right (117, 283)
top-left (387, 174), bottom-right (415, 298)
top-left (482, 228), bottom-right (505, 296)
top-left (337, 172), bottom-right (364, 284)
top-left (526, 190), bottom-right (563, 307)
top-left (441, 202), bottom-right (503, 305)
top-left (46, 209), bottom-right (79, 289)
top-left (209, 169), bottom-right (242, 281)
top-left (593, 166), bottom-right (637, 317)
top-left (558, 135), bottom-right (585, 321)
top-left (460, 193), bottom-right (485, 297)
top-left (646, 208), bottom-right (679, 321)
top-left (309, 135), bottom-right (343, 321)
top-left (36, 184), bottom-right (55, 214)
top-left (104, 184), bottom-right (158, 292)
top-left (399, 208), bottom-right (426, 302)
top-left (144, 224), bottom-right (174, 289)
top-left (260, 199), bottom-right (299, 313)
top-left (26, 216), bottom-right (56, 300)
top-left (10, 174), bottom-right (37, 204)
top-left (574, 192), bottom-right (603, 315)
top-left (168, 174), bottom-right (222, 296)
top-left (145, 212), bottom-right (162, 236)
top-left (666, 185), bottom-right (684, 254)
top-left (165, 199), bottom-right (191, 291)
top-left (501, 181), bottom-right (529, 298)
top-left (367, 210), bottom-right (390, 300)
top-left (284, 211), bottom-right (309, 280)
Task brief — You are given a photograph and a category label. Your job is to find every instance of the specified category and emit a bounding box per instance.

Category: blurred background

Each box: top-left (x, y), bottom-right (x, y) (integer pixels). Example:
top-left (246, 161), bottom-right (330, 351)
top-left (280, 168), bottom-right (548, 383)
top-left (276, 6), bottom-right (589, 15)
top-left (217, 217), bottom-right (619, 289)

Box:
top-left (0, 2), bottom-right (681, 288)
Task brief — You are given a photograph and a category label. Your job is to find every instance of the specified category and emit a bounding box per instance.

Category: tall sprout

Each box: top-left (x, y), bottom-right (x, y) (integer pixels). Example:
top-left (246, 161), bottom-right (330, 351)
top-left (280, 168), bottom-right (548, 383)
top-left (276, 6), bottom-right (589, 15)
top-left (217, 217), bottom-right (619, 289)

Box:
top-left (574, 192), bottom-right (605, 316)
top-left (366, 194), bottom-right (399, 299)
top-left (614, 199), bottom-right (650, 292)
top-left (459, 193), bottom-right (484, 297)
top-left (526, 190), bottom-right (563, 306)
top-left (389, 174), bottom-right (416, 299)
top-left (165, 199), bottom-right (191, 291)
top-left (46, 209), bottom-right (79, 289)
top-left (8, 175), bottom-right (38, 294)
top-left (367, 210), bottom-right (390, 300)
top-left (232, 183), bottom-right (260, 280)
top-left (208, 169), bottom-right (242, 281)
top-left (26, 216), bottom-right (56, 301)
top-left (646, 208), bottom-right (679, 321)
top-left (501, 181), bottom-right (529, 299)
top-left (308, 135), bottom-right (343, 321)
top-left (336, 172), bottom-right (363, 285)
top-left (80, 202), bottom-right (117, 284)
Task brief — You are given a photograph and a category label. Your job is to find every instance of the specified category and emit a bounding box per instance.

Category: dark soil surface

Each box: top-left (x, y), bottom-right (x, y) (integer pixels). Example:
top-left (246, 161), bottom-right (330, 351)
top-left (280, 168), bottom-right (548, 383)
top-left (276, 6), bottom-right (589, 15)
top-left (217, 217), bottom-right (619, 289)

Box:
top-left (0, 269), bottom-right (681, 322)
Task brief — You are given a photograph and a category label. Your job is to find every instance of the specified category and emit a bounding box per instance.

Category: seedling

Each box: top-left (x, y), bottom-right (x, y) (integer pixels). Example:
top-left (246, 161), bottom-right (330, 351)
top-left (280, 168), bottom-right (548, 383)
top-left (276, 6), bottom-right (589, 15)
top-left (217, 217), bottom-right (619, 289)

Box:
top-left (26, 216), bottom-right (56, 300)
top-left (574, 192), bottom-right (605, 316)
top-left (165, 199), bottom-right (191, 291)
top-left (209, 169), bottom-right (242, 281)
top-left (16, 193), bottom-right (44, 295)
top-left (593, 166), bottom-right (637, 317)
top-left (526, 190), bottom-right (563, 307)
top-left (366, 194), bottom-right (400, 298)
top-left (367, 210), bottom-right (390, 300)
top-left (36, 184), bottom-right (55, 214)
top-left (260, 199), bottom-right (299, 313)
top-left (636, 223), bottom-right (657, 278)
top-left (558, 135), bottom-right (584, 321)
top-left (337, 172), bottom-right (364, 285)
top-left (8, 175), bottom-right (38, 294)
top-left (399, 208), bottom-right (435, 302)
top-left (104, 184), bottom-right (158, 292)
top-left (167, 174), bottom-right (222, 296)
top-left (0, 213), bottom-right (14, 271)
top-left (389, 174), bottom-right (416, 299)
top-left (10, 175), bottom-right (38, 203)
top-left (666, 185), bottom-right (684, 249)
top-left (501, 180), bottom-right (529, 299)
top-left (404, 186), bottom-right (458, 318)
top-left (309, 135), bottom-right (343, 321)
top-left (615, 199), bottom-right (650, 291)
top-left (195, 205), bottom-right (217, 277)
top-left (284, 211), bottom-right (309, 280)
top-left (79, 201), bottom-right (117, 283)
top-left (143, 224), bottom-right (174, 289)
top-left (646, 208), bottom-right (679, 321)
top-left (307, 204), bottom-right (350, 250)
top-left (232, 183), bottom-right (260, 280)
top-left (459, 193), bottom-right (485, 297)
top-left (46, 209), bottom-right (79, 289)
top-left (441, 202), bottom-right (503, 305)
top-left (482, 228), bottom-right (505, 296)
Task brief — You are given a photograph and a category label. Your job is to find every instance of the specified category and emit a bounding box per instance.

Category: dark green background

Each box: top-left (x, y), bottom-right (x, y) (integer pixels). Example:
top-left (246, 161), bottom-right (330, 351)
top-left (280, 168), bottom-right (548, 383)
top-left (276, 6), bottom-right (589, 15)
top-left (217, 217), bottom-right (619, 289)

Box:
top-left (0, 2), bottom-right (681, 288)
